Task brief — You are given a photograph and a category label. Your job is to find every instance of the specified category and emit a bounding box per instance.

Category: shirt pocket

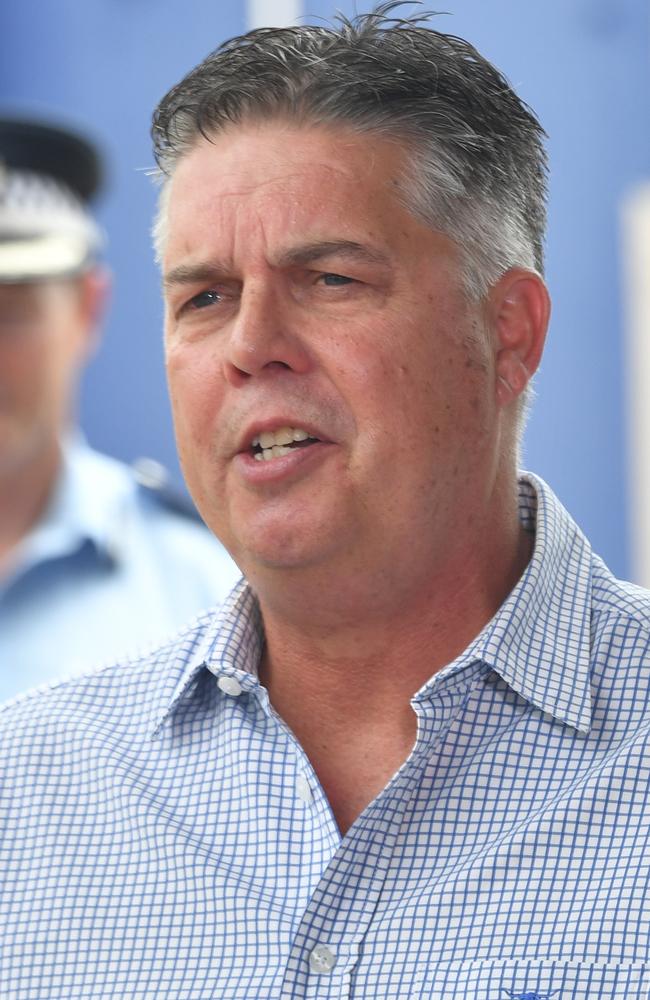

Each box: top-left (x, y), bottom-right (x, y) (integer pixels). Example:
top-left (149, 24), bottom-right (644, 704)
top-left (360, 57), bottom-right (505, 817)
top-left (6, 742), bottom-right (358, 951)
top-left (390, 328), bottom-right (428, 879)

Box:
top-left (414, 958), bottom-right (649, 999)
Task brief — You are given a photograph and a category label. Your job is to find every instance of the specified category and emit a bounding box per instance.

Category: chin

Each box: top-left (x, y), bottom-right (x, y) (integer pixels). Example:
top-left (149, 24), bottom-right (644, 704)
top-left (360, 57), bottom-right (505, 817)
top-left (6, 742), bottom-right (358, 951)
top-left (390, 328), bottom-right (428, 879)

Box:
top-left (233, 527), bottom-right (339, 577)
top-left (238, 542), bottom-right (318, 574)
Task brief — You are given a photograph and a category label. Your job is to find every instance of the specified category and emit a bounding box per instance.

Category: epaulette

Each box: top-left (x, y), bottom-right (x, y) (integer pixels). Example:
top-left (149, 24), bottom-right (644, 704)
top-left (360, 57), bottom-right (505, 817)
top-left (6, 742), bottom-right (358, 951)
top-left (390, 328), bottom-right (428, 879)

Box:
top-left (131, 457), bottom-right (208, 526)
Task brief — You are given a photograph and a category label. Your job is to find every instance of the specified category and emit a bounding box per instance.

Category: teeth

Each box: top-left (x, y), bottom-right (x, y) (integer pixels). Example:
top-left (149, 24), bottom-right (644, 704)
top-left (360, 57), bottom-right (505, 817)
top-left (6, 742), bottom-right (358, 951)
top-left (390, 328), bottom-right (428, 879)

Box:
top-left (251, 426), bottom-right (312, 449)
top-left (258, 430), bottom-right (276, 448)
top-left (259, 444), bottom-right (289, 461)
top-left (249, 426), bottom-right (318, 464)
top-left (274, 428), bottom-right (294, 446)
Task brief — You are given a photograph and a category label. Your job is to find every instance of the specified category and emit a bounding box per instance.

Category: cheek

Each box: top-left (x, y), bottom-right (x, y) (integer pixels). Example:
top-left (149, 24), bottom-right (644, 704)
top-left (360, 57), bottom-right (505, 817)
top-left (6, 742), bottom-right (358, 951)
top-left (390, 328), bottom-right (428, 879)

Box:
top-left (3, 343), bottom-right (48, 409)
top-left (371, 332), bottom-right (491, 461)
top-left (166, 346), bottom-right (225, 463)
top-left (167, 363), bottom-right (231, 523)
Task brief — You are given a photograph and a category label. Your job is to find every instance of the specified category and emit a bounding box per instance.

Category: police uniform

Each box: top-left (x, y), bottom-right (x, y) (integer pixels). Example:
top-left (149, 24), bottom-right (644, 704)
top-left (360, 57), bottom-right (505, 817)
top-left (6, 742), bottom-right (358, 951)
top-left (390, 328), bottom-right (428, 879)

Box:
top-left (0, 436), bottom-right (241, 700)
top-left (0, 117), bottom-right (240, 700)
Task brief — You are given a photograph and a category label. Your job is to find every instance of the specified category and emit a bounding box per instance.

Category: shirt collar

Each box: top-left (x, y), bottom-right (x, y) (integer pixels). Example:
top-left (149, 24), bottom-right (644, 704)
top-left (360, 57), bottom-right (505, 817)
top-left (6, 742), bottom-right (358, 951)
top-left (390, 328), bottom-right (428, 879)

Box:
top-left (151, 473), bottom-right (594, 738)
top-left (148, 578), bottom-right (263, 737)
top-left (483, 473), bottom-right (592, 733)
top-left (414, 473), bottom-right (593, 734)
top-left (16, 436), bottom-right (134, 572)
top-left (57, 436), bottom-right (136, 562)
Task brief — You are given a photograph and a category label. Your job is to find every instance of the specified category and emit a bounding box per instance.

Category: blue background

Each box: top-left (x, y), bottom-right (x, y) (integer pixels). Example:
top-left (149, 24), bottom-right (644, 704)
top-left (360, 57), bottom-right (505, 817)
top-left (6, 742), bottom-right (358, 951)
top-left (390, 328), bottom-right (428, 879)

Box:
top-left (1, 0), bottom-right (649, 579)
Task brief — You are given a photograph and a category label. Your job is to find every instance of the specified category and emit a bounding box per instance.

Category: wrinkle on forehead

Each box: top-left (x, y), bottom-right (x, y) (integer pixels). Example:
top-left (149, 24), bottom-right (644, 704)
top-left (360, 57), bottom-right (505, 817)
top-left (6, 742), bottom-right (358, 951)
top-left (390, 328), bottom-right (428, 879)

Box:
top-left (164, 240), bottom-right (393, 289)
top-left (161, 123), bottom-right (436, 279)
top-left (166, 122), bottom-right (405, 219)
top-left (190, 162), bottom-right (363, 204)
top-left (170, 120), bottom-right (380, 201)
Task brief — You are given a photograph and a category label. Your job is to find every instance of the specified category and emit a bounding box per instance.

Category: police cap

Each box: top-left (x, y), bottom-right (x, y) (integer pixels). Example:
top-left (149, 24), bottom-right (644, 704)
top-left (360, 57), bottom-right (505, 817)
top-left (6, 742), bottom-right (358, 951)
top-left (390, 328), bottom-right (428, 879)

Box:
top-left (0, 116), bottom-right (104, 283)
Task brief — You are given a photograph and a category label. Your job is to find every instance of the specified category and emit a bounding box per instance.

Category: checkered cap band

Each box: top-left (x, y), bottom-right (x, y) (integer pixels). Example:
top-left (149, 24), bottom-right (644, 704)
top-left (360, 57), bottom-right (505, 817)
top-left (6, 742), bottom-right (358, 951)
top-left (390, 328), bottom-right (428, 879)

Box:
top-left (0, 166), bottom-right (102, 280)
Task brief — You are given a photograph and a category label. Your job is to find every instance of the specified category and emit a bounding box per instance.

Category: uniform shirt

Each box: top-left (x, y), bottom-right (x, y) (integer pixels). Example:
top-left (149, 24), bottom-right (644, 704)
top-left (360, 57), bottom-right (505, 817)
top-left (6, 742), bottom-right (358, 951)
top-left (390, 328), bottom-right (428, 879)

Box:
top-left (2, 474), bottom-right (650, 999)
top-left (0, 438), bottom-right (240, 700)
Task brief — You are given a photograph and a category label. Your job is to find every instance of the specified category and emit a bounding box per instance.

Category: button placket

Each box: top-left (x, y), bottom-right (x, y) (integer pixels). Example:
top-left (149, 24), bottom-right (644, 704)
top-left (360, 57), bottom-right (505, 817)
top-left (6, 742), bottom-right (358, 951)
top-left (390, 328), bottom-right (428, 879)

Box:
top-left (281, 748), bottom-right (431, 999)
top-left (309, 943), bottom-right (337, 974)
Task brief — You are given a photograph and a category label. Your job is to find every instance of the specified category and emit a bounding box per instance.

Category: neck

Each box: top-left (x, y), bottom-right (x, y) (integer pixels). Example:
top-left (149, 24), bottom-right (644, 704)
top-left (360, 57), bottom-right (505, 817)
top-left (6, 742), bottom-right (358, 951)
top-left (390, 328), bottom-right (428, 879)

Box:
top-left (0, 437), bottom-right (61, 575)
top-left (251, 476), bottom-right (533, 832)
top-left (259, 512), bottom-right (532, 712)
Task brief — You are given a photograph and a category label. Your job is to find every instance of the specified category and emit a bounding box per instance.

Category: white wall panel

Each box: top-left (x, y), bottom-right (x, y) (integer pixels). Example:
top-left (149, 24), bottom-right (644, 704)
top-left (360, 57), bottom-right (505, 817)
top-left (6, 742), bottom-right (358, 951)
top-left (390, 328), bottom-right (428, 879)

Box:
top-left (622, 183), bottom-right (650, 585)
top-left (247, 0), bottom-right (302, 29)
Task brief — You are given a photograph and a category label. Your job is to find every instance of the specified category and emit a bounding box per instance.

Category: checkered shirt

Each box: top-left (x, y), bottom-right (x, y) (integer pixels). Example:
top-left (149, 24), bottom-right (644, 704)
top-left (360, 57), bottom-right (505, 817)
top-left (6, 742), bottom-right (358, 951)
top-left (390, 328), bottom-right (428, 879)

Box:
top-left (2, 473), bottom-right (650, 999)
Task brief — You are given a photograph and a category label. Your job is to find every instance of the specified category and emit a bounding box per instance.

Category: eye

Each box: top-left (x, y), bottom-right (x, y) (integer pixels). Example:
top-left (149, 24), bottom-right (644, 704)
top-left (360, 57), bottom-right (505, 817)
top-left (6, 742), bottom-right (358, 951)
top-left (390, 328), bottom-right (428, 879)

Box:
top-left (320, 272), bottom-right (355, 287)
top-left (187, 289), bottom-right (222, 310)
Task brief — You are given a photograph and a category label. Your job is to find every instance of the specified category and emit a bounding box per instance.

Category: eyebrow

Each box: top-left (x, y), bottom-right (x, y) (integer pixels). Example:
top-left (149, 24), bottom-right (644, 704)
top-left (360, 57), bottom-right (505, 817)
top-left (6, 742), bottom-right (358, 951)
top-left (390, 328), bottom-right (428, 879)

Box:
top-left (163, 263), bottom-right (225, 288)
top-left (275, 240), bottom-right (392, 269)
top-left (163, 240), bottom-right (391, 288)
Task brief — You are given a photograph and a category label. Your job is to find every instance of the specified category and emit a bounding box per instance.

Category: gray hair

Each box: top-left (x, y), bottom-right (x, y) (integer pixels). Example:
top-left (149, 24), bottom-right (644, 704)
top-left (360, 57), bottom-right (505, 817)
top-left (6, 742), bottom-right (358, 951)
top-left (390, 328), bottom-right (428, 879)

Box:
top-left (151, 2), bottom-right (548, 301)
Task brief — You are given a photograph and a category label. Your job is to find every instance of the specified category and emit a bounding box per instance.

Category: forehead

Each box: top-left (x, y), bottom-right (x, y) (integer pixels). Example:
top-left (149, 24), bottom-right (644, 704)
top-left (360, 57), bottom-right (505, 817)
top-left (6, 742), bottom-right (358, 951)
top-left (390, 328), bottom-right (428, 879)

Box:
top-left (162, 122), bottom-right (416, 261)
top-left (0, 279), bottom-right (81, 320)
top-left (0, 279), bottom-right (76, 300)
top-left (0, 281), bottom-right (49, 311)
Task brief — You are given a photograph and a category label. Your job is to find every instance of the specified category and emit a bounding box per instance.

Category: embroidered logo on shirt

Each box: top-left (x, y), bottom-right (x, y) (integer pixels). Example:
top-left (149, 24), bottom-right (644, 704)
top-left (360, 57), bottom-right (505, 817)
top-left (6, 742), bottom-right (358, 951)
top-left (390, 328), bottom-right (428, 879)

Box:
top-left (503, 991), bottom-right (560, 1000)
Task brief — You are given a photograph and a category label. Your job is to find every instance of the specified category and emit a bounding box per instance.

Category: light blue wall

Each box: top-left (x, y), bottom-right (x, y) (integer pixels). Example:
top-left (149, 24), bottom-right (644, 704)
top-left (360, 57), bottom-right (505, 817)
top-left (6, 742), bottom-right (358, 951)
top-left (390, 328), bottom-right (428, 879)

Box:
top-left (0, 0), bottom-right (248, 501)
top-left (2, 1), bottom-right (649, 578)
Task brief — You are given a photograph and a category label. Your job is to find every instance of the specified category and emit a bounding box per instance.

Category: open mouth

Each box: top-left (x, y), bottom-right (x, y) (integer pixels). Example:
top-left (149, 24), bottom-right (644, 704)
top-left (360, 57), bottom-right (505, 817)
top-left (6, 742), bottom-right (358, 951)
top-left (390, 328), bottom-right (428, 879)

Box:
top-left (250, 426), bottom-right (321, 462)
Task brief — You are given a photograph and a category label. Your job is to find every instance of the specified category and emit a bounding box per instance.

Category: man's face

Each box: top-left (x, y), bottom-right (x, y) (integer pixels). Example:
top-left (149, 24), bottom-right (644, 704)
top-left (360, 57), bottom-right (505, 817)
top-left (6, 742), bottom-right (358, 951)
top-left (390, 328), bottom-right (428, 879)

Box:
top-left (163, 122), bottom-right (501, 584)
top-left (0, 277), bottom-right (97, 477)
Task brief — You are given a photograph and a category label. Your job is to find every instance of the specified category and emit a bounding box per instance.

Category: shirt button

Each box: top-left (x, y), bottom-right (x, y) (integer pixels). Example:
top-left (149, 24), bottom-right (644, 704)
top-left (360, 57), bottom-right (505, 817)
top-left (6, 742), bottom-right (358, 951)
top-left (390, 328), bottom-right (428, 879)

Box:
top-left (217, 676), bottom-right (243, 697)
top-left (296, 774), bottom-right (313, 805)
top-left (309, 943), bottom-right (337, 974)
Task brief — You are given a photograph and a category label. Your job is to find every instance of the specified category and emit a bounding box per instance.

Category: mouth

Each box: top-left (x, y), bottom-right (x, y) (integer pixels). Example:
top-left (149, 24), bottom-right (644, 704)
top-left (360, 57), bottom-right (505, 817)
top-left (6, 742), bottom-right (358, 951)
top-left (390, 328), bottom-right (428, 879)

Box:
top-left (249, 425), bottom-right (321, 462)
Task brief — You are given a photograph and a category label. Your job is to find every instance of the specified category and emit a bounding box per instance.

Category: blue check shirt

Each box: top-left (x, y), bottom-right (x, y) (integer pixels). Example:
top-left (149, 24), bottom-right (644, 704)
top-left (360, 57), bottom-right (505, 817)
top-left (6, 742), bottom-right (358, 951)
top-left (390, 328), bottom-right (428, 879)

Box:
top-left (2, 474), bottom-right (650, 999)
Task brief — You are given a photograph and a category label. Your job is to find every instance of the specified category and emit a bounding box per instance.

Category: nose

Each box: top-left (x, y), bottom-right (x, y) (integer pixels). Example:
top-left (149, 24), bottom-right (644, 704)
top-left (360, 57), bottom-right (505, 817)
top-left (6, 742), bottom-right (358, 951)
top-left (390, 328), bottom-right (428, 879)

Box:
top-left (223, 282), bottom-right (310, 386)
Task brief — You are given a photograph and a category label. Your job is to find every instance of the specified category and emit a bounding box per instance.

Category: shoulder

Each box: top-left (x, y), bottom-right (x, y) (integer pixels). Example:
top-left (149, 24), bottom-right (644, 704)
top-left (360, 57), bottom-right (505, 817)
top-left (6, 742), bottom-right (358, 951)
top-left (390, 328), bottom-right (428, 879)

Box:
top-left (0, 609), bottom-right (214, 757)
top-left (592, 554), bottom-right (650, 634)
top-left (589, 557), bottom-right (650, 708)
top-left (128, 458), bottom-right (241, 592)
top-left (69, 442), bottom-right (207, 530)
top-left (64, 443), bottom-right (241, 610)
top-left (129, 457), bottom-right (208, 527)
top-left (79, 443), bottom-right (238, 563)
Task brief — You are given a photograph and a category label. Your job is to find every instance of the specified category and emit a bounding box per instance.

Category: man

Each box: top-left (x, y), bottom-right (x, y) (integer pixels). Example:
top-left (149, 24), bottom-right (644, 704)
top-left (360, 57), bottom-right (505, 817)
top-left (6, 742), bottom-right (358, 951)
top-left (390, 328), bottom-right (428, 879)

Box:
top-left (0, 117), bottom-right (239, 698)
top-left (1, 10), bottom-right (648, 998)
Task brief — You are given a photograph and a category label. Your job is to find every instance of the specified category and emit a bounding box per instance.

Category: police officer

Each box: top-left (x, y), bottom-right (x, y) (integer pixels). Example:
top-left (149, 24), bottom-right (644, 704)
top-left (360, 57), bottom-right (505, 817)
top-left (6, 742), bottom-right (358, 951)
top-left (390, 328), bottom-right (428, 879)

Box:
top-left (0, 116), bottom-right (240, 699)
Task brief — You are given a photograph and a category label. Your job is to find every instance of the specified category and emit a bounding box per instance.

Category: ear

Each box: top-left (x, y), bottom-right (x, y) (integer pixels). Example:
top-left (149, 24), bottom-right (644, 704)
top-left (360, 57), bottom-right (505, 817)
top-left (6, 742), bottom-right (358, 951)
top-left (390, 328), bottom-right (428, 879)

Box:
top-left (487, 268), bottom-right (550, 409)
